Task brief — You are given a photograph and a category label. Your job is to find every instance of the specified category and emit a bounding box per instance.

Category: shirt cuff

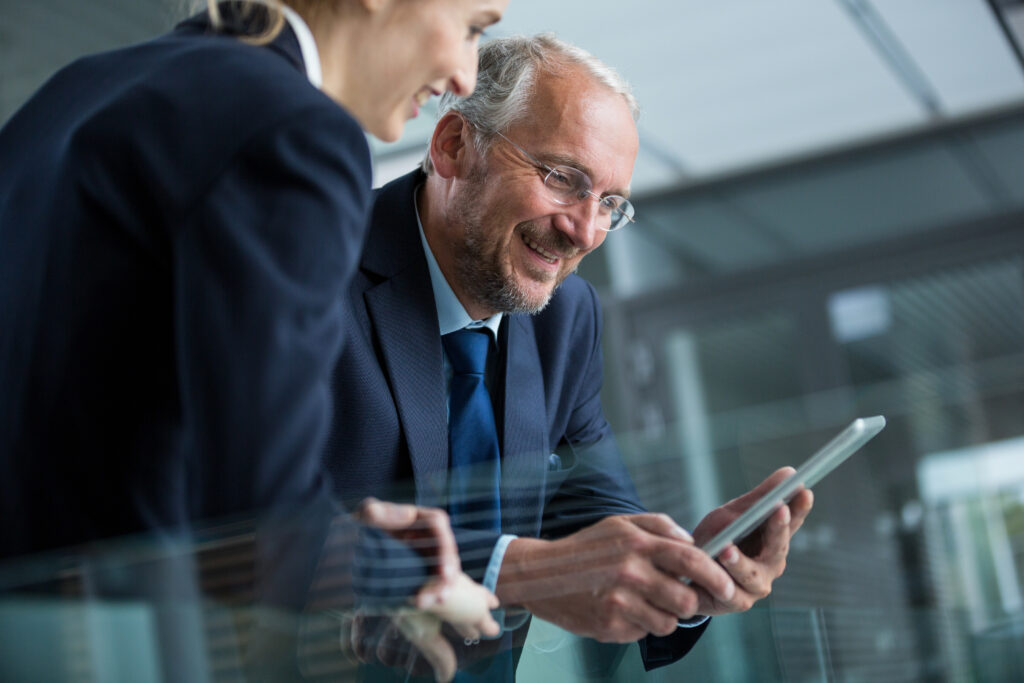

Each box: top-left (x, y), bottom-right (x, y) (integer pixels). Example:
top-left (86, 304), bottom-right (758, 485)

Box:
top-left (677, 615), bottom-right (710, 628)
top-left (483, 533), bottom-right (517, 593)
top-left (479, 534), bottom-right (533, 638)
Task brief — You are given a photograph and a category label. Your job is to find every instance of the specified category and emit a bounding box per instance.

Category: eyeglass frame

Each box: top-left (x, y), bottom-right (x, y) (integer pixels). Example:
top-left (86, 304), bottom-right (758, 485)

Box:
top-left (489, 130), bottom-right (636, 231)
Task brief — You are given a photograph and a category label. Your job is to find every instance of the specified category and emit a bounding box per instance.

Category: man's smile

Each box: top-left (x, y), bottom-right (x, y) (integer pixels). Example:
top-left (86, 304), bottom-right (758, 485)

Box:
top-left (522, 233), bottom-right (560, 264)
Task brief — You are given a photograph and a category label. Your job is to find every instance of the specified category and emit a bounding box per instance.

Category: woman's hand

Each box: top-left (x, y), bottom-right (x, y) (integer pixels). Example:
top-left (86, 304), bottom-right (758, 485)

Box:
top-left (352, 498), bottom-right (500, 682)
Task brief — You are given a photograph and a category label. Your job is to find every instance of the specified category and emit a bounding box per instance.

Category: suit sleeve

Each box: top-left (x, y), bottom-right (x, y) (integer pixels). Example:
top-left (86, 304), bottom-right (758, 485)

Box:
top-left (174, 104), bottom-right (425, 608)
top-left (539, 282), bottom-right (647, 537)
top-left (541, 281), bottom-right (708, 669)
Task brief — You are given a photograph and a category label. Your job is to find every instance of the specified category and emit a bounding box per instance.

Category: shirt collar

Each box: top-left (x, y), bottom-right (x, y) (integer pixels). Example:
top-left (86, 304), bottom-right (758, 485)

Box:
top-left (280, 5), bottom-right (322, 88)
top-left (414, 187), bottom-right (503, 340)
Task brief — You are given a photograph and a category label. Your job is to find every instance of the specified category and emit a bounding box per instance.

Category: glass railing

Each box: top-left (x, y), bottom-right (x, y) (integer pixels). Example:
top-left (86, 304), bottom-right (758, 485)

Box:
top-left (518, 606), bottom-right (1024, 682)
top-left (5, 573), bottom-right (1022, 683)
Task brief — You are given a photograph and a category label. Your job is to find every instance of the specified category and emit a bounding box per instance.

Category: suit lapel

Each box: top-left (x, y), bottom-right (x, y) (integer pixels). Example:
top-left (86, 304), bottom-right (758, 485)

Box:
top-left (499, 315), bottom-right (549, 536)
top-left (362, 172), bottom-right (449, 508)
top-left (362, 171), bottom-right (550, 523)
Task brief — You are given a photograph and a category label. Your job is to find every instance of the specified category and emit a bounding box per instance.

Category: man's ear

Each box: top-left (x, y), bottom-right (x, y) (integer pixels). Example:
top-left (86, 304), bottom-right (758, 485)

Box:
top-left (428, 113), bottom-right (472, 179)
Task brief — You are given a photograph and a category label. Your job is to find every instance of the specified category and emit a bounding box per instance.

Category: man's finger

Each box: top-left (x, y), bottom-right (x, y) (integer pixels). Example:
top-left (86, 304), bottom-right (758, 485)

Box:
top-left (788, 489), bottom-right (814, 534)
top-left (651, 541), bottom-right (735, 605)
top-left (581, 537), bottom-right (716, 629)
top-left (728, 467), bottom-right (797, 510)
top-left (593, 589), bottom-right (672, 641)
top-left (719, 544), bottom-right (771, 602)
top-left (626, 513), bottom-right (694, 543)
top-left (759, 504), bottom-right (792, 562)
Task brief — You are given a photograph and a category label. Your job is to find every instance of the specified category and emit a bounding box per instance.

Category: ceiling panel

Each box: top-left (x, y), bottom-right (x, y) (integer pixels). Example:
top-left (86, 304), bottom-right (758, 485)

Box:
top-left (370, 0), bottom-right (1024, 196)
top-left (871, 0), bottom-right (1024, 115)
top-left (488, 0), bottom-right (928, 186)
top-left (725, 141), bottom-right (998, 252)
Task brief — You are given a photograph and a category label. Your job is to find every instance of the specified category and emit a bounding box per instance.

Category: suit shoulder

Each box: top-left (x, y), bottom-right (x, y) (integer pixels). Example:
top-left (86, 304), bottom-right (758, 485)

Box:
top-left (52, 31), bottom-right (361, 150)
top-left (546, 274), bottom-right (600, 315)
top-left (143, 34), bottom-right (357, 137)
top-left (33, 34), bottom-right (369, 212)
top-left (531, 274), bottom-right (602, 340)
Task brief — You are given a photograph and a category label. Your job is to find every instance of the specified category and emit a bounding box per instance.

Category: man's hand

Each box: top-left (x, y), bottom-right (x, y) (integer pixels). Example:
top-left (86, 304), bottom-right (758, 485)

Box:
top-left (494, 513), bottom-right (737, 643)
top-left (690, 467), bottom-right (814, 616)
top-left (352, 498), bottom-right (500, 682)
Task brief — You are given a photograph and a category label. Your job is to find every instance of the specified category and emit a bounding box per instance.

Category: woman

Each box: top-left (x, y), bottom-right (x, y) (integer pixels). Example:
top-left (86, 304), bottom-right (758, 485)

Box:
top-left (0, 0), bottom-right (506, 677)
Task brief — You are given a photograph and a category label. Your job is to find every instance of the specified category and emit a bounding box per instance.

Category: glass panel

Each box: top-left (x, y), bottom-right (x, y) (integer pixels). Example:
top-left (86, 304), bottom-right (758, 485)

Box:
top-left (579, 256), bottom-right (1024, 682)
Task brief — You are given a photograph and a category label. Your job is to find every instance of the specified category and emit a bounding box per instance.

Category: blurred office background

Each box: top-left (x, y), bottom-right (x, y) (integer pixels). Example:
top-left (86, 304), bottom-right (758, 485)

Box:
top-left (3, 0), bottom-right (1024, 681)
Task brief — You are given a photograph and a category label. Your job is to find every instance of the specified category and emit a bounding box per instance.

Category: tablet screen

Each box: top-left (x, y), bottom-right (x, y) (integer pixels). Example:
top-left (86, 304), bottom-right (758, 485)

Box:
top-left (699, 416), bottom-right (886, 559)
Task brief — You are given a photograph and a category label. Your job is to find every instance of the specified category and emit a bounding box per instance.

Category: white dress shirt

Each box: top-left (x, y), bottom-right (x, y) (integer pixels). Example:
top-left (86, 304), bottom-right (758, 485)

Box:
top-left (280, 4), bottom-right (322, 88)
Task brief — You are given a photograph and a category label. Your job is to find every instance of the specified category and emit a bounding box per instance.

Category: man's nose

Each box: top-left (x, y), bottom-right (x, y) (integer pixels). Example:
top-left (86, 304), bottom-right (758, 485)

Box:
top-left (554, 198), bottom-right (603, 251)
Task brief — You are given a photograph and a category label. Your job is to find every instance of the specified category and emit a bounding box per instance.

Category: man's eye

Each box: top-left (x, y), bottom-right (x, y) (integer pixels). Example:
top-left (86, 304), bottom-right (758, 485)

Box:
top-left (547, 170), bottom-right (574, 190)
top-left (600, 196), bottom-right (623, 210)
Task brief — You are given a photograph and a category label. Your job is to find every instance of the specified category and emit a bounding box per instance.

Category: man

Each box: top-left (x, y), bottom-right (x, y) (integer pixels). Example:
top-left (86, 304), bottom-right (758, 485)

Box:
top-left (324, 34), bottom-right (813, 677)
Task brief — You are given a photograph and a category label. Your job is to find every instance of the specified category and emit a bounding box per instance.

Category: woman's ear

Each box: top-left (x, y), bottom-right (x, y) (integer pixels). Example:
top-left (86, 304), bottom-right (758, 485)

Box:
top-left (428, 113), bottom-right (472, 179)
top-left (354, 0), bottom-right (390, 13)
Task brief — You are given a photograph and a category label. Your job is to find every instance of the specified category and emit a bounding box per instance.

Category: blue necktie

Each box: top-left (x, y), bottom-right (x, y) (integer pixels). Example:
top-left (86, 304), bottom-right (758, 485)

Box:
top-left (443, 328), bottom-right (501, 532)
top-left (444, 330), bottom-right (513, 683)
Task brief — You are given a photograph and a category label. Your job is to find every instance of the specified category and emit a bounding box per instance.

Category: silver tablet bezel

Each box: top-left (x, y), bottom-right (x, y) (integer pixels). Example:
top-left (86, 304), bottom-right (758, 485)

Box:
top-left (699, 415), bottom-right (886, 559)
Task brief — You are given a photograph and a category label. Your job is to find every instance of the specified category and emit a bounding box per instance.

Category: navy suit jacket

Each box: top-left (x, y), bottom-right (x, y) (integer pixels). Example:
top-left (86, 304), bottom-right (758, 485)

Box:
top-left (0, 9), bottom-right (423, 613)
top-left (324, 170), bottom-right (708, 672)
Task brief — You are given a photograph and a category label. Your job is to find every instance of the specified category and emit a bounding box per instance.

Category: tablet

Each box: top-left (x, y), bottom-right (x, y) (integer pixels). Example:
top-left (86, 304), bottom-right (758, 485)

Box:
top-left (699, 415), bottom-right (886, 559)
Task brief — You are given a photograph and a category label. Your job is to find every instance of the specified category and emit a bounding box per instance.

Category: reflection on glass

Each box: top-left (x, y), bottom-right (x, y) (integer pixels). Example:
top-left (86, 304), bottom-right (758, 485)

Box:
top-left (594, 257), bottom-right (1024, 682)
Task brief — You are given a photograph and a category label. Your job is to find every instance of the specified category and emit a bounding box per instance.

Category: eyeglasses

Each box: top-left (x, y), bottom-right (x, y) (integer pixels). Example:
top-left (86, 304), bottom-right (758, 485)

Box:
top-left (493, 131), bottom-right (635, 231)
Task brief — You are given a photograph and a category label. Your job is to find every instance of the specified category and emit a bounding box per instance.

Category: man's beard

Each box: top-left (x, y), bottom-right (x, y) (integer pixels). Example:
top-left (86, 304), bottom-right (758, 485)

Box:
top-left (451, 170), bottom-right (577, 315)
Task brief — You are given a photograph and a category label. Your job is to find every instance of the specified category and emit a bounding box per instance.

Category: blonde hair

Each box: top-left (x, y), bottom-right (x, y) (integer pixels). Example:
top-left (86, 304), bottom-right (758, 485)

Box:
top-left (203, 0), bottom-right (288, 45)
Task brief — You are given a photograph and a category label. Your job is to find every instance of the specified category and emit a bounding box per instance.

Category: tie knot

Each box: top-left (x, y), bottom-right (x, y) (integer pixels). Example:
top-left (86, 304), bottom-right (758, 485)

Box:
top-left (443, 328), bottom-right (491, 376)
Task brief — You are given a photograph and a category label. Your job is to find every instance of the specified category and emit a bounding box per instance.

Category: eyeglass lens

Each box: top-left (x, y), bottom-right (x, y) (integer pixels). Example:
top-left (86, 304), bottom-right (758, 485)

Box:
top-left (543, 166), bottom-right (633, 230)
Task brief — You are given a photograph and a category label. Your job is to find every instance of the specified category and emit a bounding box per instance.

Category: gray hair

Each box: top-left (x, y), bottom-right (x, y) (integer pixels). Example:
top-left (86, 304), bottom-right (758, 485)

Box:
top-left (422, 33), bottom-right (640, 174)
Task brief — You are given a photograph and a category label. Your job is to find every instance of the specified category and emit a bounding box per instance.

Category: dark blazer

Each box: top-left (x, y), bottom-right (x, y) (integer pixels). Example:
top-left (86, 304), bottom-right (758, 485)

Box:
top-left (324, 170), bottom-right (708, 674)
top-left (0, 8), bottom-right (426, 609)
